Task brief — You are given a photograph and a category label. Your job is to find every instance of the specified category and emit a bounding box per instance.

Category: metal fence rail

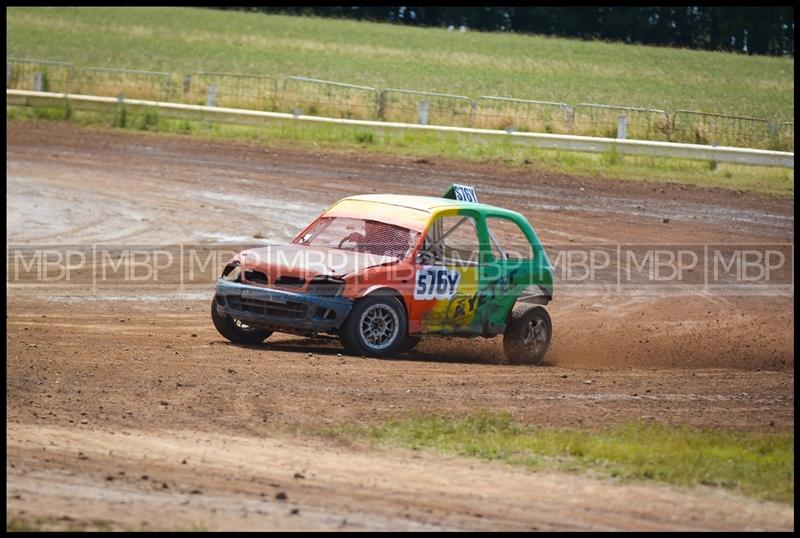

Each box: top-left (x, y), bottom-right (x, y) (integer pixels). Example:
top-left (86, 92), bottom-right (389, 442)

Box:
top-left (5, 56), bottom-right (794, 152)
top-left (74, 67), bottom-right (172, 101)
top-left (380, 89), bottom-right (474, 126)
top-left (473, 96), bottom-right (571, 133)
top-left (281, 76), bottom-right (379, 119)
top-left (6, 57), bottom-right (74, 93)
top-left (573, 103), bottom-right (671, 141)
top-left (184, 72), bottom-right (278, 110)
top-left (671, 110), bottom-right (791, 151)
top-left (8, 90), bottom-right (793, 168)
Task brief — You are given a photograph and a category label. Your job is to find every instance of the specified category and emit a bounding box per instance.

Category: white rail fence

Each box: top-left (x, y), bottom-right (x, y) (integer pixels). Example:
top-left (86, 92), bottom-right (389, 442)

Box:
top-left (7, 89), bottom-right (794, 169)
top-left (7, 56), bottom-right (794, 151)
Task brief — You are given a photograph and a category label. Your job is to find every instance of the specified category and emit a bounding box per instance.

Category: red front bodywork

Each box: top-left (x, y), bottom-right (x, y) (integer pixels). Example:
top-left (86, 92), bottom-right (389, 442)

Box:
top-left (232, 243), bottom-right (420, 329)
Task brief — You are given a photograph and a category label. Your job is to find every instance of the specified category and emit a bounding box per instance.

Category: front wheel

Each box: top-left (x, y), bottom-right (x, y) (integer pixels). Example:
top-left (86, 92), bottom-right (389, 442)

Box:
top-left (503, 304), bottom-right (552, 365)
top-left (211, 296), bottom-right (272, 345)
top-left (340, 295), bottom-right (407, 357)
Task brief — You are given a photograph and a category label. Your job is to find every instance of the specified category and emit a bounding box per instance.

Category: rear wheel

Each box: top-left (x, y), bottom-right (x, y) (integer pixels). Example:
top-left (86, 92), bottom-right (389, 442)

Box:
top-left (503, 304), bottom-right (552, 365)
top-left (211, 296), bottom-right (272, 345)
top-left (340, 295), bottom-right (407, 357)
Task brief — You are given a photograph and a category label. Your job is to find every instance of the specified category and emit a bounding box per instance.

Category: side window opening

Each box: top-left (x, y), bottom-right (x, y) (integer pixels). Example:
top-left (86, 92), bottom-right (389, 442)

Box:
top-left (422, 215), bottom-right (480, 266)
top-left (486, 216), bottom-right (534, 261)
top-left (487, 225), bottom-right (505, 260)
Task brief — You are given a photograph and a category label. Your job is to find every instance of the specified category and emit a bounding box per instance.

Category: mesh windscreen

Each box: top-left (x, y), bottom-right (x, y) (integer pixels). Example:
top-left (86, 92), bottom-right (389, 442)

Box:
top-left (297, 217), bottom-right (419, 259)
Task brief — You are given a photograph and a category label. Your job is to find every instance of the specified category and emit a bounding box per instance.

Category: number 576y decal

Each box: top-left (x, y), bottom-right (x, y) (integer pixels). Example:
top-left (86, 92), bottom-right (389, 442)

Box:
top-left (414, 266), bottom-right (461, 300)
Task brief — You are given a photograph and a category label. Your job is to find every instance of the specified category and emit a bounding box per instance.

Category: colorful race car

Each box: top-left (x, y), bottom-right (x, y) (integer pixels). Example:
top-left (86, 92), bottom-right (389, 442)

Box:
top-left (211, 184), bottom-right (554, 364)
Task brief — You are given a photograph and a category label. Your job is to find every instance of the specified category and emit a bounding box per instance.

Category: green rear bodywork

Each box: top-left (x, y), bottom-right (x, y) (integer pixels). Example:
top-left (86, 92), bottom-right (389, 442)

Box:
top-left (420, 200), bottom-right (553, 336)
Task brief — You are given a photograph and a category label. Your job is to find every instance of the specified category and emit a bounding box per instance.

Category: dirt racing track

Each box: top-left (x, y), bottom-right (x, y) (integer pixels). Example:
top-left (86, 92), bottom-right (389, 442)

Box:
top-left (6, 122), bottom-right (794, 530)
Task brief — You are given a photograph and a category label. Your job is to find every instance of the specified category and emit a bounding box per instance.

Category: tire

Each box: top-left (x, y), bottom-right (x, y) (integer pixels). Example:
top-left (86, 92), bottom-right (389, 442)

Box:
top-left (398, 335), bottom-right (422, 353)
top-left (503, 304), bottom-right (552, 365)
top-left (211, 296), bottom-right (272, 345)
top-left (340, 295), bottom-right (408, 357)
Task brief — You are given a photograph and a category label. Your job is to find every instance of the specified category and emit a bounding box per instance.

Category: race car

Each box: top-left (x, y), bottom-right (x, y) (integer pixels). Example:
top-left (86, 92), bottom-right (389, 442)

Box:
top-left (211, 184), bottom-right (554, 364)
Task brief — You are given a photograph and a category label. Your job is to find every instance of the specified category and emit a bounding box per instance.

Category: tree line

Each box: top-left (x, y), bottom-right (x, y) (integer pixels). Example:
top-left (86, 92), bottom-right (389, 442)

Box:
top-left (215, 6), bottom-right (794, 56)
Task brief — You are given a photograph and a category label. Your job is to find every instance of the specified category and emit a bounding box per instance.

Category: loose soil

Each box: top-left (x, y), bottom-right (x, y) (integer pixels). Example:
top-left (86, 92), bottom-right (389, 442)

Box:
top-left (6, 121), bottom-right (794, 530)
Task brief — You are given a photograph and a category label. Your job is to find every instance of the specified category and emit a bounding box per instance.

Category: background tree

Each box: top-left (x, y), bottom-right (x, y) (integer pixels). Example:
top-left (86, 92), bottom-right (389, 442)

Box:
top-left (213, 6), bottom-right (794, 56)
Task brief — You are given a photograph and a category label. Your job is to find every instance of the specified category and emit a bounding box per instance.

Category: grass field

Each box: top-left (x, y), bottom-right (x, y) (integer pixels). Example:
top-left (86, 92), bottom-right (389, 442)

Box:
top-left (6, 7), bottom-right (795, 196)
top-left (6, 7), bottom-right (794, 120)
top-left (325, 412), bottom-right (794, 503)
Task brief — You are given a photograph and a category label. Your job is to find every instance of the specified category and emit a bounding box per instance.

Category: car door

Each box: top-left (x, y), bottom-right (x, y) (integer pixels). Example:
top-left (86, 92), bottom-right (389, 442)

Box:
top-left (409, 211), bottom-right (484, 334)
top-left (476, 214), bottom-right (539, 333)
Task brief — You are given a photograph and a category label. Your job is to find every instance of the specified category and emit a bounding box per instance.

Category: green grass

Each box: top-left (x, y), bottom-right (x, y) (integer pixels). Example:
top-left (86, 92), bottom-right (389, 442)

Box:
top-left (6, 7), bottom-right (795, 186)
top-left (6, 7), bottom-right (794, 120)
top-left (6, 516), bottom-right (114, 532)
top-left (324, 411), bottom-right (794, 503)
top-left (6, 519), bottom-right (39, 532)
top-left (6, 516), bottom-right (208, 532)
top-left (7, 104), bottom-right (794, 197)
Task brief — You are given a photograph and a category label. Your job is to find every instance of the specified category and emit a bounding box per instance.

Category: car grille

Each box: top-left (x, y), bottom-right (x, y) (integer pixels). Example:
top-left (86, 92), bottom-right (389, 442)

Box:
top-left (274, 276), bottom-right (305, 287)
top-left (306, 276), bottom-right (345, 297)
top-left (227, 296), bottom-right (309, 320)
top-left (243, 270), bottom-right (269, 285)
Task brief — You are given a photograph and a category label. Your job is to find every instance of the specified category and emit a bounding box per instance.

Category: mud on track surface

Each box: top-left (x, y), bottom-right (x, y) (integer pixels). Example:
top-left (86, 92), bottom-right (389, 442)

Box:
top-left (6, 121), bottom-right (794, 530)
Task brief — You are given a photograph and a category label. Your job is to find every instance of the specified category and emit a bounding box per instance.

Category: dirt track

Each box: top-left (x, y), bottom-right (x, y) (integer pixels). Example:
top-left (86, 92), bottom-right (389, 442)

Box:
top-left (6, 121), bottom-right (794, 530)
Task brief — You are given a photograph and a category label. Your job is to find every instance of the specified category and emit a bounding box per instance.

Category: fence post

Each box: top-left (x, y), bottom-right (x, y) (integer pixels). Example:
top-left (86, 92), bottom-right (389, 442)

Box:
top-left (617, 115), bottom-right (627, 140)
top-left (183, 74), bottom-right (191, 95)
top-left (377, 90), bottom-right (387, 121)
top-left (33, 72), bottom-right (43, 92)
top-left (469, 99), bottom-right (476, 127)
top-left (6, 62), bottom-right (11, 89)
top-left (373, 90), bottom-right (382, 120)
top-left (418, 100), bottom-right (429, 125)
top-left (206, 84), bottom-right (217, 107)
top-left (767, 121), bottom-right (780, 136)
top-left (115, 93), bottom-right (126, 128)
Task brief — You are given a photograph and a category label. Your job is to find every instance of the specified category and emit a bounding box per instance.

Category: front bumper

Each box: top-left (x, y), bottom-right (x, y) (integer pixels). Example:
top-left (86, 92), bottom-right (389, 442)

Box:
top-left (214, 279), bottom-right (353, 333)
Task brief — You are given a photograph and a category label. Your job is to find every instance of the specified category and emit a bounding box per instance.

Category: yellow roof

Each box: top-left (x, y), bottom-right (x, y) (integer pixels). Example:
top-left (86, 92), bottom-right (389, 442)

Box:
top-left (323, 194), bottom-right (515, 232)
top-left (345, 194), bottom-right (480, 212)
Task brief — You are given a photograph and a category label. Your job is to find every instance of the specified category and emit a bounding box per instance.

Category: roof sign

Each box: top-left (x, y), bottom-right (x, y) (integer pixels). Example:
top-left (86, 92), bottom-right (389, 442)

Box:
top-left (442, 183), bottom-right (478, 203)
